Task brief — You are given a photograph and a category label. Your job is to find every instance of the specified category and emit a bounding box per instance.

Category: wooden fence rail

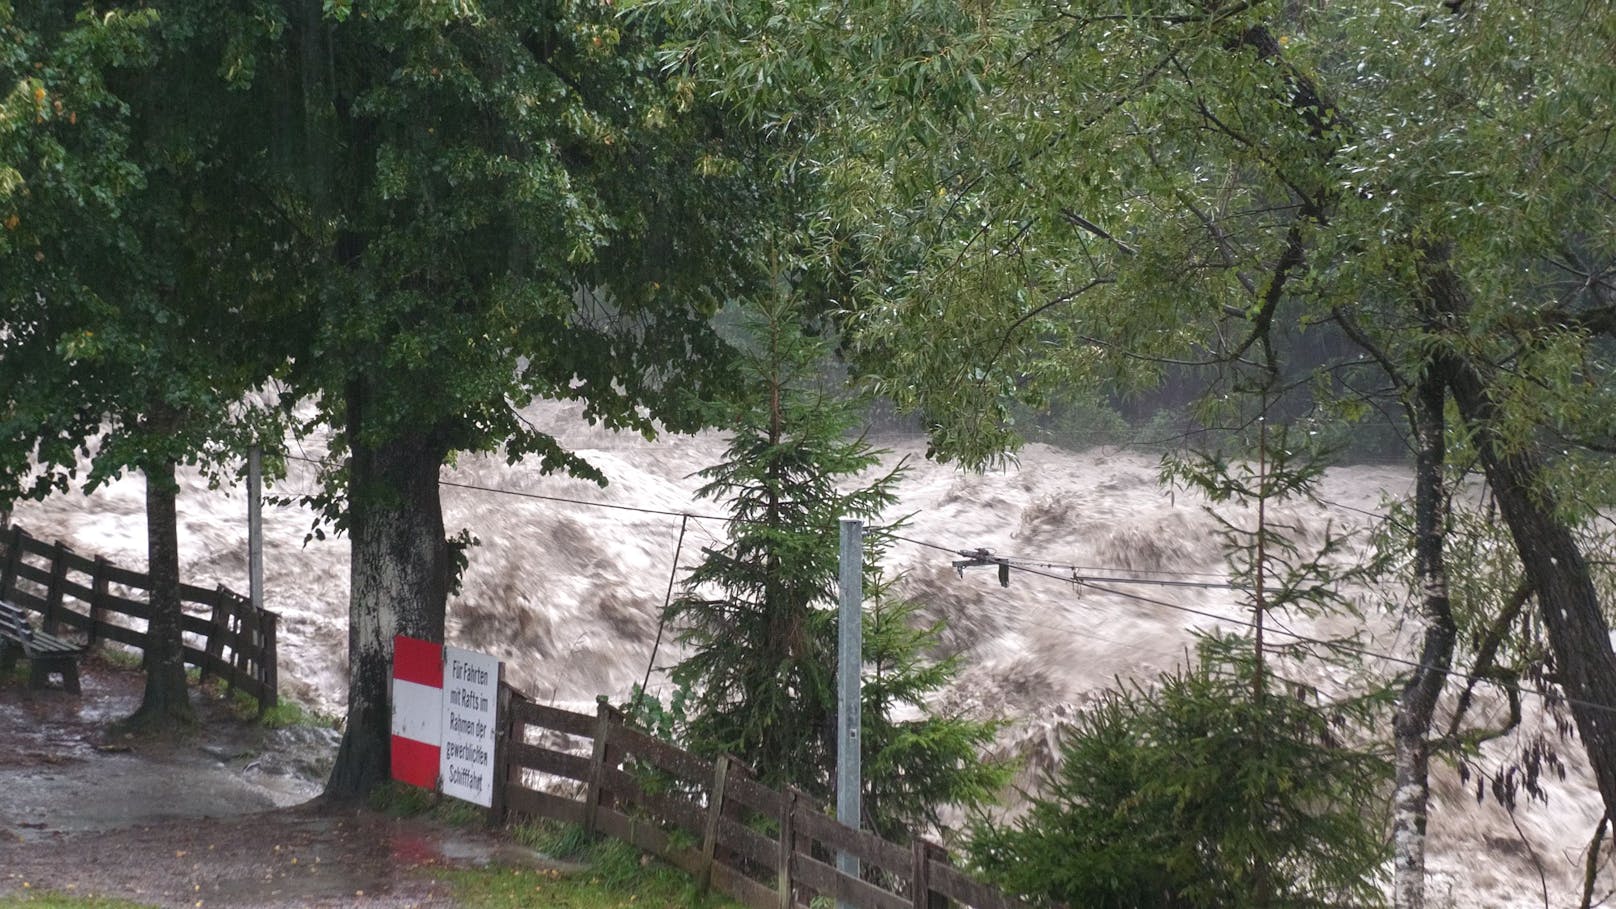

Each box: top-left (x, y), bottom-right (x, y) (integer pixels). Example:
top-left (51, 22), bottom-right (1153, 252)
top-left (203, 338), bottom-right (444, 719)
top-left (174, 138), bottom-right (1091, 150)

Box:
top-left (497, 688), bottom-right (1029, 909)
top-left (0, 524), bottom-right (278, 708)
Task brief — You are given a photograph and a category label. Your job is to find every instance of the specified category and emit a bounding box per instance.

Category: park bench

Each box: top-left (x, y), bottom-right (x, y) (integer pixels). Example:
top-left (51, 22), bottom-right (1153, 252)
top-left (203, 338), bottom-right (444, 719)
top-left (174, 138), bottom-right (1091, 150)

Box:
top-left (0, 598), bottom-right (85, 694)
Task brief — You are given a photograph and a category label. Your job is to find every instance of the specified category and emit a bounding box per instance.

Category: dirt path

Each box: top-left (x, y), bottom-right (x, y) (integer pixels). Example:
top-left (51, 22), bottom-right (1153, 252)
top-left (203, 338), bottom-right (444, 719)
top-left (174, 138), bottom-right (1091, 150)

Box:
top-left (0, 657), bottom-right (554, 908)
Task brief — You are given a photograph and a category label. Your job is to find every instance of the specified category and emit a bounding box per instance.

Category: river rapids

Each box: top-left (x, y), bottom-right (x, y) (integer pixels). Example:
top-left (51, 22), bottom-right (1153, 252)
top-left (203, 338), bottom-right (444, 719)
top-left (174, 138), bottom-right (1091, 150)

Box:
top-left (10, 400), bottom-right (1607, 907)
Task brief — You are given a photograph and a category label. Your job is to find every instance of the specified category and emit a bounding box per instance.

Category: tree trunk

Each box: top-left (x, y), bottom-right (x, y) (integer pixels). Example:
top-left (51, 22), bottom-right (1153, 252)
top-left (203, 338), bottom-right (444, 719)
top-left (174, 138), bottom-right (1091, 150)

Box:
top-left (324, 382), bottom-right (451, 800)
top-left (1446, 365), bottom-right (1616, 820)
top-left (127, 459), bottom-right (195, 728)
top-left (1391, 367), bottom-right (1456, 909)
top-left (1421, 250), bottom-right (1616, 823)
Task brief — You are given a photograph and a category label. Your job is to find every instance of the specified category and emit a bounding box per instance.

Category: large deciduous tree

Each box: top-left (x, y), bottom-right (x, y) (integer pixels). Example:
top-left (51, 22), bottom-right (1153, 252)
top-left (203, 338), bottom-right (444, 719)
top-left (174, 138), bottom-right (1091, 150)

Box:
top-left (262, 0), bottom-right (769, 798)
top-left (0, 1), bottom-right (293, 727)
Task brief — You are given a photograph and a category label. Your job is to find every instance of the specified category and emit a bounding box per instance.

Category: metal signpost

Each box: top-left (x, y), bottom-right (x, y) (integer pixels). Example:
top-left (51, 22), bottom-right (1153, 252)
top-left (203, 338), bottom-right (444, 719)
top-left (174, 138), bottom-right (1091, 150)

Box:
top-left (836, 517), bottom-right (863, 909)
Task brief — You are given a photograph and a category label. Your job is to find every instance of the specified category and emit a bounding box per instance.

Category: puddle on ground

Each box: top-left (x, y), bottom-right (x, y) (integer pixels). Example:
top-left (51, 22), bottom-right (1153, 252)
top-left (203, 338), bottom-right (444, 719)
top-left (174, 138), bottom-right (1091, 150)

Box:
top-left (411, 831), bottom-right (577, 871)
top-left (0, 676), bottom-right (328, 843)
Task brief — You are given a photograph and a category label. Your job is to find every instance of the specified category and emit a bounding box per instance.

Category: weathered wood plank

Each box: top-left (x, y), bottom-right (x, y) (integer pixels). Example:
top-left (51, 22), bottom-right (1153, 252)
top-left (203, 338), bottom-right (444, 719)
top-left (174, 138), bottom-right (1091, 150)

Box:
top-left (55, 577), bottom-right (99, 605)
top-left (91, 592), bottom-right (151, 621)
top-left (931, 861), bottom-right (1023, 909)
top-left (58, 549), bottom-right (99, 575)
top-left (718, 815), bottom-right (778, 872)
top-left (506, 786), bottom-right (587, 826)
top-left (13, 533), bottom-right (58, 559)
top-left (793, 803), bottom-right (913, 877)
top-left (513, 700), bottom-right (596, 739)
top-left (791, 851), bottom-right (909, 909)
top-left (178, 581), bottom-right (221, 603)
top-left (728, 775), bottom-right (786, 816)
top-left (96, 563), bottom-right (150, 589)
top-left (5, 588), bottom-right (46, 613)
top-left (12, 561), bottom-right (52, 587)
top-left (508, 741), bottom-right (592, 782)
top-left (711, 862), bottom-right (780, 909)
top-left (610, 722), bottom-right (714, 786)
top-left (600, 765), bottom-right (706, 839)
top-left (92, 622), bottom-right (145, 649)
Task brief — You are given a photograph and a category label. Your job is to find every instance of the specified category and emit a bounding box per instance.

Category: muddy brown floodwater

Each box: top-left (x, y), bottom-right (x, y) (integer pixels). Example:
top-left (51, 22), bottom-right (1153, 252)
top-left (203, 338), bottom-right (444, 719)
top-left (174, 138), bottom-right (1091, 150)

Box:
top-left (0, 656), bottom-right (563, 908)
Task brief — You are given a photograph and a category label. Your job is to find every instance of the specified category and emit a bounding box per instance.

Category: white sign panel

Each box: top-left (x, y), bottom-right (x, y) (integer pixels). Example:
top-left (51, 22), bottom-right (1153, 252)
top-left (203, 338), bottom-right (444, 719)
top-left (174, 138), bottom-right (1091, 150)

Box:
top-left (440, 645), bottom-right (500, 807)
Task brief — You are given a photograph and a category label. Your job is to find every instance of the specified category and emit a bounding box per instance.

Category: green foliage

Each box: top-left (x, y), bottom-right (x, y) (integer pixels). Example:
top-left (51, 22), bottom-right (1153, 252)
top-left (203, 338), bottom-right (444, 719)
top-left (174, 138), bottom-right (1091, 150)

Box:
top-left (1014, 397), bottom-right (1131, 452)
top-left (970, 430), bottom-right (1390, 908)
top-left (1164, 428), bottom-right (1383, 630)
top-left (969, 635), bottom-right (1390, 909)
top-left (271, 0), bottom-right (770, 481)
top-left (859, 592), bottom-right (1006, 840)
top-left (668, 295), bottom-right (1001, 836)
top-left (447, 825), bottom-right (742, 909)
top-left (0, 1), bottom-right (294, 504)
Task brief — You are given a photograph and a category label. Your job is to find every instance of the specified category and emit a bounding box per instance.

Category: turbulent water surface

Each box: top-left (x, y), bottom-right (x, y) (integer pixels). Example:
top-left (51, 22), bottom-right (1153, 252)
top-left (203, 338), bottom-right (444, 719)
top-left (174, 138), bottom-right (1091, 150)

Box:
top-left (11, 401), bottom-right (1607, 907)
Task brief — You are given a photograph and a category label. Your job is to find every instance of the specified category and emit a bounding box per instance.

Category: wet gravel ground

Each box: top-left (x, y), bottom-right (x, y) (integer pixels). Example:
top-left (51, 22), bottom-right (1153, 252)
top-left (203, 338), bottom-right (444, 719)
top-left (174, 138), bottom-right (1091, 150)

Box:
top-left (0, 656), bottom-right (554, 907)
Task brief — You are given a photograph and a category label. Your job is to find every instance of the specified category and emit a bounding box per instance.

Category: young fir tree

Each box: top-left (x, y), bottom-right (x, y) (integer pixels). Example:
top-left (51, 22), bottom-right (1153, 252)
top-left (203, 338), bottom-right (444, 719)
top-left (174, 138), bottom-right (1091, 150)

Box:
top-left (970, 431), bottom-right (1391, 909)
top-left (666, 295), bottom-right (1002, 838)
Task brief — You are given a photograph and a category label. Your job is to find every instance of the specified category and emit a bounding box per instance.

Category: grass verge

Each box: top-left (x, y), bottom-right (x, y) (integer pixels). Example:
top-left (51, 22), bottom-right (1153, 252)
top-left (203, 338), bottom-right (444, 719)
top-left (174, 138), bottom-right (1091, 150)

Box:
top-left (365, 785), bottom-right (741, 909)
top-left (0, 894), bottom-right (156, 908)
top-left (448, 829), bottom-right (741, 909)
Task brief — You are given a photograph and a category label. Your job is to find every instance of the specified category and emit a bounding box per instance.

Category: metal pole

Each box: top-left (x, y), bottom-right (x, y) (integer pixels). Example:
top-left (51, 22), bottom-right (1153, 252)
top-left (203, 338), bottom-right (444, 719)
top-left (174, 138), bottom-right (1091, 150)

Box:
top-left (248, 445), bottom-right (264, 613)
top-left (836, 516), bottom-right (863, 905)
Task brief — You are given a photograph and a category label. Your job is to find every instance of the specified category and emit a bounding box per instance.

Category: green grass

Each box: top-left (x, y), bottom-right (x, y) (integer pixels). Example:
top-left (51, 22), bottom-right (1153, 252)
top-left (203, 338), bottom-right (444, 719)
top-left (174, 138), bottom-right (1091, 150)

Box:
top-left (89, 647), bottom-right (144, 672)
top-left (361, 793), bottom-right (743, 909)
top-left (445, 830), bottom-right (743, 909)
top-left (192, 675), bottom-right (337, 730)
top-left (366, 779), bottom-right (488, 827)
top-left (0, 893), bottom-right (156, 908)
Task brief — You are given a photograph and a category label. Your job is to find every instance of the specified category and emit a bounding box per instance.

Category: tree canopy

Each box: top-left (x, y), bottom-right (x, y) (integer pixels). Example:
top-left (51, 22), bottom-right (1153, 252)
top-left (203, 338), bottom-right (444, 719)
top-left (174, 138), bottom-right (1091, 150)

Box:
top-left (261, 0), bottom-right (778, 795)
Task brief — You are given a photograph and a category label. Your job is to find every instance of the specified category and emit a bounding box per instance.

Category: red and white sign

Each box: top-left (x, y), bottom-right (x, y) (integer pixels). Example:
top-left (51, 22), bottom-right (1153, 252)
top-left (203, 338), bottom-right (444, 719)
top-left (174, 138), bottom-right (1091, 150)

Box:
top-left (390, 635), bottom-right (503, 807)
top-left (390, 635), bottom-right (445, 790)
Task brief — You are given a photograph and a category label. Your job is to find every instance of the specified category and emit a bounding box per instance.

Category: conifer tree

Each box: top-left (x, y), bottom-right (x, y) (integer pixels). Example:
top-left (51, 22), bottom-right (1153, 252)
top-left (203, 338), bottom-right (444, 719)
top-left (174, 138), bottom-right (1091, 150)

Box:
top-left (667, 294), bottom-right (1002, 837)
top-left (970, 434), bottom-right (1391, 908)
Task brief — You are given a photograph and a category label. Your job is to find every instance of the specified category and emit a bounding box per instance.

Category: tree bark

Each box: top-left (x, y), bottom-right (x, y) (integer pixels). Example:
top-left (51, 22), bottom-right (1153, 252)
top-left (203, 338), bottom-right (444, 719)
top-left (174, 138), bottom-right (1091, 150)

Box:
top-left (1421, 250), bottom-right (1616, 823)
top-left (1391, 366), bottom-right (1456, 909)
top-left (127, 458), bottom-right (195, 728)
top-left (324, 381), bottom-right (451, 800)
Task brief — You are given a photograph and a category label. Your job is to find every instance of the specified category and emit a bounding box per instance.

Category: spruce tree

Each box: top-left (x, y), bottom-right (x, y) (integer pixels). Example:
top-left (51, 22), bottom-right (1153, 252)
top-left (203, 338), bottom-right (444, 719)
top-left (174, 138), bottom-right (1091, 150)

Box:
top-left (970, 434), bottom-right (1391, 908)
top-left (666, 295), bottom-right (1002, 837)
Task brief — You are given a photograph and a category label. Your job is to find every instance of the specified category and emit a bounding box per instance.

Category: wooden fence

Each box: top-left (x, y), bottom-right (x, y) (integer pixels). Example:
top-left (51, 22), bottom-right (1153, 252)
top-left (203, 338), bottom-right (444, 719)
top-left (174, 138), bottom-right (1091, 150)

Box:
top-left (496, 688), bottom-right (1027, 909)
top-left (0, 524), bottom-right (278, 708)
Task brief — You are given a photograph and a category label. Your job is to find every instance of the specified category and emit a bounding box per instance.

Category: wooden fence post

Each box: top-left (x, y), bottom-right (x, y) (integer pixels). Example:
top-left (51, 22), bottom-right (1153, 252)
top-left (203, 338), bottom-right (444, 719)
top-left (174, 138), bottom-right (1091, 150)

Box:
top-left (488, 674), bottom-right (512, 828)
top-left (778, 788), bottom-right (799, 909)
top-left (259, 610), bottom-right (278, 710)
top-left (583, 696), bottom-right (614, 837)
top-left (699, 754), bottom-right (733, 894)
top-left (203, 586), bottom-right (229, 684)
top-left (927, 842), bottom-right (951, 909)
top-left (0, 525), bottom-right (22, 599)
top-left (42, 541), bottom-right (67, 633)
top-left (233, 596), bottom-right (252, 691)
top-left (912, 838), bottom-right (950, 909)
top-left (911, 837), bottom-right (930, 909)
top-left (88, 556), bottom-right (109, 648)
